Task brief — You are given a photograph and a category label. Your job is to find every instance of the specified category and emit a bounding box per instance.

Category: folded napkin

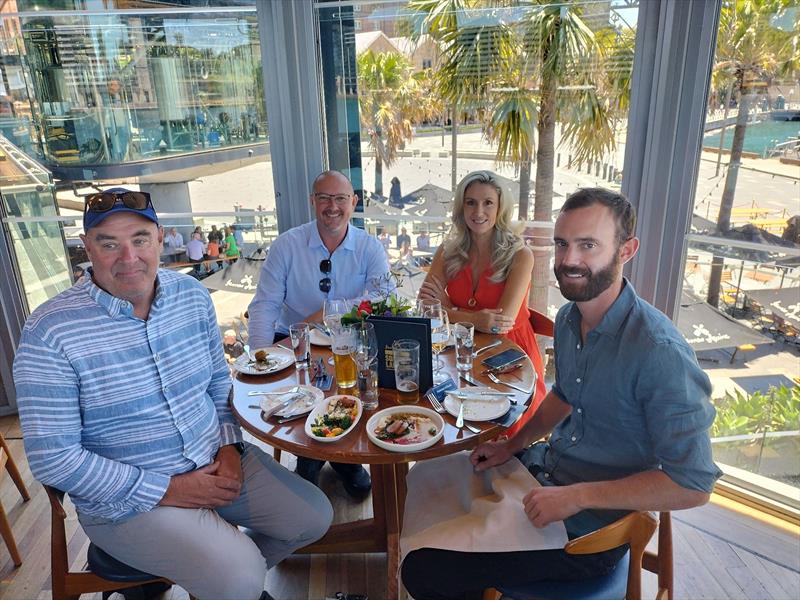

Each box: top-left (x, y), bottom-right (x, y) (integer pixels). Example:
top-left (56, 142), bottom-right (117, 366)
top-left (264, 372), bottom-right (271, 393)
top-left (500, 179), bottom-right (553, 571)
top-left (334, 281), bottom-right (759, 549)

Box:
top-left (400, 452), bottom-right (568, 561)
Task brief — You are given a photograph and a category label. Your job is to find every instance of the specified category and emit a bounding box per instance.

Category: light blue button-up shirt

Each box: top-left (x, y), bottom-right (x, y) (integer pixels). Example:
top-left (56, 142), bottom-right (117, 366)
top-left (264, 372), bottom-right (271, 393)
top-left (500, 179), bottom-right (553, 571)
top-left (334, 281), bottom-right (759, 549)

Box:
top-left (522, 279), bottom-right (721, 536)
top-left (247, 221), bottom-right (392, 348)
top-left (13, 269), bottom-right (239, 522)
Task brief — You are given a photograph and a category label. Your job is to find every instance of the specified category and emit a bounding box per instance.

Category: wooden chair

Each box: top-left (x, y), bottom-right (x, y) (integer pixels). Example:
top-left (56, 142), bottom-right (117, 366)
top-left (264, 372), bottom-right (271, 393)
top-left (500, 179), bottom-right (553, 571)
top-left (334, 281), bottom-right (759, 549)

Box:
top-left (484, 511), bottom-right (673, 600)
top-left (44, 485), bottom-right (177, 600)
top-left (0, 432), bottom-right (30, 567)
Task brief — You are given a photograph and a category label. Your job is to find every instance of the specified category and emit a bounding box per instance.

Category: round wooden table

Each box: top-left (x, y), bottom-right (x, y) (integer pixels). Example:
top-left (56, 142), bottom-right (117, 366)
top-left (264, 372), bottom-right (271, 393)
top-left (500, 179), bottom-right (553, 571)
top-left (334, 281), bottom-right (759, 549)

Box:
top-left (231, 332), bottom-right (536, 600)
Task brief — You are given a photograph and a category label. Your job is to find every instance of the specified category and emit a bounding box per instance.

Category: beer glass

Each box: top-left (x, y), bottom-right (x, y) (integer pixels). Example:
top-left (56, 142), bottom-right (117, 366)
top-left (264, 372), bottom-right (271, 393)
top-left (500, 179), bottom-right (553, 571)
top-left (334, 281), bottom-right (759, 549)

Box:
top-left (331, 323), bottom-right (357, 389)
top-left (392, 339), bottom-right (420, 404)
top-left (323, 298), bottom-right (349, 365)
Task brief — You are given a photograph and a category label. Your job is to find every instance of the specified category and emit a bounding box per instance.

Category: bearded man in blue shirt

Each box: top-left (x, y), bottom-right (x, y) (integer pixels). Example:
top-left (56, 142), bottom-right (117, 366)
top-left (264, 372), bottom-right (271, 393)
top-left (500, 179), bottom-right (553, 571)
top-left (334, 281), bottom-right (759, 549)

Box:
top-left (14, 188), bottom-right (332, 600)
top-left (401, 188), bottom-right (721, 599)
top-left (248, 170), bottom-right (392, 499)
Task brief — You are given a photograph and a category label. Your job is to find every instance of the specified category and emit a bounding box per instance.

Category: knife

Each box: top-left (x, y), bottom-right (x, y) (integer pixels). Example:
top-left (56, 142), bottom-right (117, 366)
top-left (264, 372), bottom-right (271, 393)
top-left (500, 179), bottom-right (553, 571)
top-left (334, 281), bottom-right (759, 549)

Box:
top-left (277, 412), bottom-right (309, 424)
top-left (261, 393), bottom-right (302, 419)
top-left (473, 339), bottom-right (502, 357)
top-left (451, 390), bottom-right (516, 398)
top-left (458, 375), bottom-right (517, 404)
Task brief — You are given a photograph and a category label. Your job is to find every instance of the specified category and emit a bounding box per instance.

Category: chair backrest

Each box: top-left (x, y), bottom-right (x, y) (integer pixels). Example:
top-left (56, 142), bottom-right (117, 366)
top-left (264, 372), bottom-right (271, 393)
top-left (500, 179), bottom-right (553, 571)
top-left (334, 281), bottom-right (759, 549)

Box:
top-left (566, 511), bottom-right (658, 600)
top-left (43, 485), bottom-right (168, 600)
top-left (643, 512), bottom-right (673, 600)
top-left (528, 308), bottom-right (554, 338)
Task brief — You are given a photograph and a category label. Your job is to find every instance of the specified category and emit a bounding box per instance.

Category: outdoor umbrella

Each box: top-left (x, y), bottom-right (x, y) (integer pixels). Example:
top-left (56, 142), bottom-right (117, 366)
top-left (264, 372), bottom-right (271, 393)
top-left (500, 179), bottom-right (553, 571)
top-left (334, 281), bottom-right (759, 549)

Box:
top-left (202, 255), bottom-right (264, 294)
top-left (677, 291), bottom-right (772, 351)
top-left (744, 287), bottom-right (800, 329)
top-left (401, 184), bottom-right (453, 217)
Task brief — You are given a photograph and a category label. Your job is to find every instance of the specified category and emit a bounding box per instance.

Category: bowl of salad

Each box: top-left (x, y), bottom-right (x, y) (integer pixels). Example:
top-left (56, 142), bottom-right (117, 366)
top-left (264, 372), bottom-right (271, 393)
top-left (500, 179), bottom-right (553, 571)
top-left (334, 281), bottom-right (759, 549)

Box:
top-left (366, 406), bottom-right (444, 453)
top-left (304, 395), bottom-right (362, 442)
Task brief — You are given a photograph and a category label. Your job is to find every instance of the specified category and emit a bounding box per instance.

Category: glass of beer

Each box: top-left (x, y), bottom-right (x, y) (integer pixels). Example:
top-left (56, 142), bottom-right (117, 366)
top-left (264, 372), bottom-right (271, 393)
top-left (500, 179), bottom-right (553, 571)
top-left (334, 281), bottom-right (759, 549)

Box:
top-left (331, 324), bottom-right (357, 389)
top-left (392, 339), bottom-right (420, 404)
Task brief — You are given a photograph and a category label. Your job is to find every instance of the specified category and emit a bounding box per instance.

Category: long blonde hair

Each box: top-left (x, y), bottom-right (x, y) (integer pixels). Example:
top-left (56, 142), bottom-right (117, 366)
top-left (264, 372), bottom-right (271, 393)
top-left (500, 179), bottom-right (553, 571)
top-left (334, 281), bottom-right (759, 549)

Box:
top-left (443, 171), bottom-right (523, 283)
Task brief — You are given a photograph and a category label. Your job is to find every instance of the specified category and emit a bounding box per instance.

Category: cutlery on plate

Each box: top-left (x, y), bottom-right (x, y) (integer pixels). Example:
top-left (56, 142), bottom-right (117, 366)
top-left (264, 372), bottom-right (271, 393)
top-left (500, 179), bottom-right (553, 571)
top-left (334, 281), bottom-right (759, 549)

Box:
top-left (261, 393), bottom-right (303, 419)
top-left (487, 372), bottom-right (532, 395)
top-left (455, 400), bottom-right (465, 429)
top-left (310, 322), bottom-right (330, 335)
top-left (243, 344), bottom-right (255, 362)
top-left (277, 412), bottom-right (309, 424)
top-left (452, 389), bottom-right (515, 398)
top-left (426, 391), bottom-right (481, 434)
top-left (247, 386), bottom-right (301, 396)
top-left (473, 339), bottom-right (502, 357)
top-left (460, 373), bottom-right (517, 404)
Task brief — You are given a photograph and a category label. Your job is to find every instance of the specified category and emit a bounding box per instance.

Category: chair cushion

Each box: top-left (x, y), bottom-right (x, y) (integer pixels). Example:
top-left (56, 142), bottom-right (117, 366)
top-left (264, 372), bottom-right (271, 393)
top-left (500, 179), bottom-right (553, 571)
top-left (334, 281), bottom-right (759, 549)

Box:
top-left (498, 550), bottom-right (629, 600)
top-left (87, 543), bottom-right (161, 583)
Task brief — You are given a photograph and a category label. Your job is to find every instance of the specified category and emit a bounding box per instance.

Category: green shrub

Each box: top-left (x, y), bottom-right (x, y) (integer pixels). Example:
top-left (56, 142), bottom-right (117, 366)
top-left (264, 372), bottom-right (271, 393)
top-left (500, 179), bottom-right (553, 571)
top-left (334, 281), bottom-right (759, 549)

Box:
top-left (711, 385), bottom-right (800, 438)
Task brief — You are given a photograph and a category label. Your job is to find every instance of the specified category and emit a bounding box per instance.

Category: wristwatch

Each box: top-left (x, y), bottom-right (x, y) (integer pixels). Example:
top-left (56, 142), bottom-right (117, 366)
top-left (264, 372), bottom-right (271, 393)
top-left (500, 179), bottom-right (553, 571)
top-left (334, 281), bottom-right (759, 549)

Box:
top-left (230, 442), bottom-right (246, 455)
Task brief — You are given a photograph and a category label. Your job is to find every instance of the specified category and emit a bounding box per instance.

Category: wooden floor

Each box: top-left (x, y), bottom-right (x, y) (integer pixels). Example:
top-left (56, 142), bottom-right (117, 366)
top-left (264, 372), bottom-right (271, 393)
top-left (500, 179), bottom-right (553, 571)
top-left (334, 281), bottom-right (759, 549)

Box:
top-left (0, 414), bottom-right (798, 600)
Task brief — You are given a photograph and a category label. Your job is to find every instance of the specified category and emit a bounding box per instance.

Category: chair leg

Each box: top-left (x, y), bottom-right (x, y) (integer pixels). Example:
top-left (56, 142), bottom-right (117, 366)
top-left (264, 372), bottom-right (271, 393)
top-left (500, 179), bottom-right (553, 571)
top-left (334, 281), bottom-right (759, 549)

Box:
top-left (0, 504), bottom-right (22, 567)
top-left (4, 455), bottom-right (30, 502)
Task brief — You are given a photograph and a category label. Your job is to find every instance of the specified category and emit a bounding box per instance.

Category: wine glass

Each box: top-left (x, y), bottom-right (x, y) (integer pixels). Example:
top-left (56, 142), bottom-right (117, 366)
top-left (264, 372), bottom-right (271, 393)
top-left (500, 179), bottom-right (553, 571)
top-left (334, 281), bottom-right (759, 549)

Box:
top-left (323, 298), bottom-right (349, 365)
top-left (350, 321), bottom-right (380, 409)
top-left (425, 306), bottom-right (450, 383)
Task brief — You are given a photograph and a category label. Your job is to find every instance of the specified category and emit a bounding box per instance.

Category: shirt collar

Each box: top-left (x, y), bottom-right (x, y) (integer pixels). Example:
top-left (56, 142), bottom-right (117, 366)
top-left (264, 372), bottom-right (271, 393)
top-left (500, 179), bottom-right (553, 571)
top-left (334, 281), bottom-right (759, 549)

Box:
top-left (84, 266), bottom-right (164, 318)
top-left (564, 278), bottom-right (637, 338)
top-left (308, 221), bottom-right (355, 254)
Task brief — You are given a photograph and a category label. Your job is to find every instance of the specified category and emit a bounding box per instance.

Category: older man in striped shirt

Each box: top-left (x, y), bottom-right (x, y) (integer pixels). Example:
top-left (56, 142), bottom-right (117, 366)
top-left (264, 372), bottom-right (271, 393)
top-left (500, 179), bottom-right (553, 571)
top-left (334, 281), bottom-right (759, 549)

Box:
top-left (13, 188), bottom-right (332, 600)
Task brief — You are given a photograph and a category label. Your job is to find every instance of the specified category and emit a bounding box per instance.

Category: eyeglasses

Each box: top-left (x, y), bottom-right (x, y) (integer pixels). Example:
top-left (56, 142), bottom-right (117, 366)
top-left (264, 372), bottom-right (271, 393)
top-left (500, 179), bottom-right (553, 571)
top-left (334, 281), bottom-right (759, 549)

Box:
top-left (84, 190), bottom-right (152, 214)
top-left (319, 258), bottom-right (332, 293)
top-left (313, 193), bottom-right (352, 207)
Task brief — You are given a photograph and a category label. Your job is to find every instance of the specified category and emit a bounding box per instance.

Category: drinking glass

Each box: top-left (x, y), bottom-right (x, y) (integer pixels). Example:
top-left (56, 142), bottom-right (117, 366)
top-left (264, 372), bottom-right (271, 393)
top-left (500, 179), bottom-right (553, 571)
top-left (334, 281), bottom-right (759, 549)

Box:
top-left (330, 323), bottom-right (357, 389)
top-left (454, 322), bottom-right (475, 372)
top-left (289, 323), bottom-right (311, 370)
top-left (323, 298), bottom-right (349, 365)
top-left (350, 322), bottom-right (380, 409)
top-left (392, 339), bottom-right (420, 404)
top-left (425, 306), bottom-right (450, 383)
top-left (416, 298), bottom-right (442, 317)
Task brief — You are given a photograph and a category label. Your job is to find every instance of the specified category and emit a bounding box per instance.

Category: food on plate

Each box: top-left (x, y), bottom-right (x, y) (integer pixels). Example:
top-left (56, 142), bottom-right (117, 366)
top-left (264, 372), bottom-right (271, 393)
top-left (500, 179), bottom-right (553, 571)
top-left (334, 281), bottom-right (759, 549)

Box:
top-left (252, 349), bottom-right (277, 371)
top-left (310, 396), bottom-right (359, 438)
top-left (373, 412), bottom-right (439, 445)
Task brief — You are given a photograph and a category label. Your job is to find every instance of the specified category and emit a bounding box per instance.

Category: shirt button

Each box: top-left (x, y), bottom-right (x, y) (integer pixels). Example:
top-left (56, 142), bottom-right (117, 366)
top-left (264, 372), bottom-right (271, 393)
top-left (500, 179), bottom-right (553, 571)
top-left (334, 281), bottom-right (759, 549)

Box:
top-left (577, 344), bottom-right (581, 349)
top-left (163, 385), bottom-right (168, 393)
top-left (576, 377), bottom-right (581, 383)
top-left (543, 473), bottom-right (550, 479)
top-left (571, 436), bottom-right (577, 442)
top-left (577, 408), bottom-right (582, 414)
top-left (154, 354), bottom-right (160, 362)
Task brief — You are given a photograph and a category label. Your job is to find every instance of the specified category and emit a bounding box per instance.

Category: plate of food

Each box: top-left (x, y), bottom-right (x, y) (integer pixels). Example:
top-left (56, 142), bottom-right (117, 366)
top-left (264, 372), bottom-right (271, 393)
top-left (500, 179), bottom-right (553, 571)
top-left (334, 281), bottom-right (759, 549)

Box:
top-left (366, 406), bottom-right (444, 453)
top-left (305, 395), bottom-right (362, 441)
top-left (231, 347), bottom-right (294, 376)
top-left (259, 385), bottom-right (324, 418)
top-left (444, 392), bottom-right (510, 421)
top-left (309, 327), bottom-right (332, 346)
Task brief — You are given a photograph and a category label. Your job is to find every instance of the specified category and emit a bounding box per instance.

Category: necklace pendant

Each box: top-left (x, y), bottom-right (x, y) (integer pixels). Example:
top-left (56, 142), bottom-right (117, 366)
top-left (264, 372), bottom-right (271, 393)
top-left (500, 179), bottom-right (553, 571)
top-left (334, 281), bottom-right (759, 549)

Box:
top-left (467, 297), bottom-right (477, 308)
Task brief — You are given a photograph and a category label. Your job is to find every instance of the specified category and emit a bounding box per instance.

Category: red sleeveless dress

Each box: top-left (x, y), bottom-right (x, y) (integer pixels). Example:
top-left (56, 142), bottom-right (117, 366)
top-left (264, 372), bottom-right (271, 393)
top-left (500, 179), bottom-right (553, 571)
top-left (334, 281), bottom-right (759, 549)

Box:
top-left (447, 265), bottom-right (546, 436)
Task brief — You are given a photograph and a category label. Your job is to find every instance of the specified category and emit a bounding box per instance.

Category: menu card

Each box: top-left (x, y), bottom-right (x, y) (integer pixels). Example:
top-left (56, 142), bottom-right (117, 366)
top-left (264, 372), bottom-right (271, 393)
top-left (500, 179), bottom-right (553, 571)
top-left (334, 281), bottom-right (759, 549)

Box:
top-left (367, 315), bottom-right (433, 392)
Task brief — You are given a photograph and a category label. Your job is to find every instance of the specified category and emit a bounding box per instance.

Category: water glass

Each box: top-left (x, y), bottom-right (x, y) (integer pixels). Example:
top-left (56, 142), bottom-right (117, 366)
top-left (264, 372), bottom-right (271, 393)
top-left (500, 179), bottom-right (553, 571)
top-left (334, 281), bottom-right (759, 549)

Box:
top-left (289, 323), bottom-right (310, 370)
top-left (454, 322), bottom-right (475, 372)
top-left (392, 339), bottom-right (420, 404)
top-left (357, 365), bottom-right (379, 410)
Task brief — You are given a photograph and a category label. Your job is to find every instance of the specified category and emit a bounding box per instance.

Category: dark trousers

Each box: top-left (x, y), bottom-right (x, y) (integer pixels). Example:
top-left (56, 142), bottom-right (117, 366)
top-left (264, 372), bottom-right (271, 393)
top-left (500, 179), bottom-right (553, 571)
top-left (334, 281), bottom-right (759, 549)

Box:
top-left (401, 545), bottom-right (626, 600)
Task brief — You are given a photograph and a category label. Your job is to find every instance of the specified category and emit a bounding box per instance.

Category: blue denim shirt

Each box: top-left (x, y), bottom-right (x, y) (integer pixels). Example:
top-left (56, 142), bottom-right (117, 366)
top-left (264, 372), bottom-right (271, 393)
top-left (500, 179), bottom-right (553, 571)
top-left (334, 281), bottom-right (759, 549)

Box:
top-left (522, 279), bottom-right (721, 536)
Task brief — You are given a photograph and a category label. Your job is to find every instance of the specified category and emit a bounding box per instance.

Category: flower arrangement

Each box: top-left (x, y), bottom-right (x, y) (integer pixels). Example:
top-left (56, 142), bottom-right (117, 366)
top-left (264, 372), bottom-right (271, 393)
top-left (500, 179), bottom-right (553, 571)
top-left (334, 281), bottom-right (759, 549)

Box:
top-left (340, 273), bottom-right (414, 324)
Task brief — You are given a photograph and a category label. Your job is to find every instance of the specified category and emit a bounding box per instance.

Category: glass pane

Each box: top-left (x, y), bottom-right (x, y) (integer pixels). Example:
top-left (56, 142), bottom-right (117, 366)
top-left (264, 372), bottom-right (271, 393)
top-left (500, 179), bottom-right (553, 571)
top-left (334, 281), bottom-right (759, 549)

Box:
top-left (318, 0), bottom-right (638, 312)
top-left (683, 0), bottom-right (799, 501)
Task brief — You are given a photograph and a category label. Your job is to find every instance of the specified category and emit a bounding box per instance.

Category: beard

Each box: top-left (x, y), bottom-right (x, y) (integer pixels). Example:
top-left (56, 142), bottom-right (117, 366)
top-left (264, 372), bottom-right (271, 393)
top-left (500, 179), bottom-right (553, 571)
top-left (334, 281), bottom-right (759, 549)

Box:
top-left (555, 252), bottom-right (620, 302)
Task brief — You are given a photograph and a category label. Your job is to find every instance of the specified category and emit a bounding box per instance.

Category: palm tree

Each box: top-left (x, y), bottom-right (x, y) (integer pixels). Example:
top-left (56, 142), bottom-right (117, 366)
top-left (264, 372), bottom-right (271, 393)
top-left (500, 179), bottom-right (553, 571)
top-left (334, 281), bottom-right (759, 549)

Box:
top-left (706, 0), bottom-right (798, 306)
top-left (357, 50), bottom-right (423, 196)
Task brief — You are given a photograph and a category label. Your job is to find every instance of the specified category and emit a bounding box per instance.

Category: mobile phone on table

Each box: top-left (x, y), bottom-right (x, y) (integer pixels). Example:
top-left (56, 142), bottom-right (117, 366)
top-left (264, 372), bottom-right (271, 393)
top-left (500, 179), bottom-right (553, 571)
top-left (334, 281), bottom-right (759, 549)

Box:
top-left (481, 348), bottom-right (527, 370)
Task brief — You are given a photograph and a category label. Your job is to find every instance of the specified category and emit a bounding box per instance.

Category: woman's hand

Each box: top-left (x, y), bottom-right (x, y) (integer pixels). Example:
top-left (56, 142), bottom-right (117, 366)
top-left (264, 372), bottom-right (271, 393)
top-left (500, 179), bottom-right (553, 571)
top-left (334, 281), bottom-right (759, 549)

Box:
top-left (473, 308), bottom-right (515, 334)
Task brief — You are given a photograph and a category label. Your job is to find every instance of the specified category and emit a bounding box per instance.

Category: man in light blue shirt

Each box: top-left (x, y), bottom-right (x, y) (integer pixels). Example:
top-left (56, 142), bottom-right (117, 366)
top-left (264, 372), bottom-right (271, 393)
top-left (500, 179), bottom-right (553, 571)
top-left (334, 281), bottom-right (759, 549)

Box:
top-left (14, 188), bottom-right (332, 600)
top-left (248, 170), bottom-right (392, 498)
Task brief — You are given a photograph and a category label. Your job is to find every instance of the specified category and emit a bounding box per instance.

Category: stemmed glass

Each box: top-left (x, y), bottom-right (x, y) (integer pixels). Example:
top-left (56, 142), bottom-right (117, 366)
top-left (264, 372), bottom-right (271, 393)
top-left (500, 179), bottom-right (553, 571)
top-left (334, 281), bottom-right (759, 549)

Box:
top-left (350, 321), bottom-right (380, 409)
top-left (425, 306), bottom-right (450, 383)
top-left (323, 298), bottom-right (348, 365)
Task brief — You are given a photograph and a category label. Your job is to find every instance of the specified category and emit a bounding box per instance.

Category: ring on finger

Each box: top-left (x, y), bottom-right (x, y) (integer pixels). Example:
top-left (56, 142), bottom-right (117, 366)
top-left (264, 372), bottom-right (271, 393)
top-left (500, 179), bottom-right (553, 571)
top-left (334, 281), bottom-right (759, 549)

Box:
top-left (491, 326), bottom-right (500, 334)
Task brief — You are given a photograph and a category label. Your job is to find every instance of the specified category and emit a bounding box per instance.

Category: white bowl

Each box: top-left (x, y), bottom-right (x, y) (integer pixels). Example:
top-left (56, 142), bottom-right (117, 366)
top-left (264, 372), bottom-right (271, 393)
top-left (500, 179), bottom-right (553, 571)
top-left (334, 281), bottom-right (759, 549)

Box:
top-left (304, 395), bottom-right (362, 442)
top-left (366, 406), bottom-right (445, 453)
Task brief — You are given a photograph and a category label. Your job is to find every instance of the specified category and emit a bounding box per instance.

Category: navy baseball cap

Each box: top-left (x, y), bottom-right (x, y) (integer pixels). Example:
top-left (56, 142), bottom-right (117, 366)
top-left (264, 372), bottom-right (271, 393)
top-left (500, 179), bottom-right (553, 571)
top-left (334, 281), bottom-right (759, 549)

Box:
top-left (83, 187), bottom-right (159, 231)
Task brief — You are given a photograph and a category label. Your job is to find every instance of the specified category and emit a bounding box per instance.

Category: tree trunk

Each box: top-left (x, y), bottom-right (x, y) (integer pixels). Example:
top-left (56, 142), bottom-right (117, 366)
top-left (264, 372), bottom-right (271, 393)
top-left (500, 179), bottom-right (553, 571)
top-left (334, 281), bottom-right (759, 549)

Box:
top-left (375, 129), bottom-right (384, 196)
top-left (707, 86), bottom-right (750, 307)
top-left (451, 104), bottom-right (458, 190)
top-left (530, 64), bottom-right (558, 315)
top-left (518, 147), bottom-right (532, 221)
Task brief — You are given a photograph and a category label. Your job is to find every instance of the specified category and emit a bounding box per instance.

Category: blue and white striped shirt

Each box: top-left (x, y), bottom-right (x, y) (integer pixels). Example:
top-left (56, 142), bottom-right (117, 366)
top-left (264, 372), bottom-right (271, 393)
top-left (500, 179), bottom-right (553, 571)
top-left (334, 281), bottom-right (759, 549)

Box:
top-left (13, 269), bottom-right (240, 522)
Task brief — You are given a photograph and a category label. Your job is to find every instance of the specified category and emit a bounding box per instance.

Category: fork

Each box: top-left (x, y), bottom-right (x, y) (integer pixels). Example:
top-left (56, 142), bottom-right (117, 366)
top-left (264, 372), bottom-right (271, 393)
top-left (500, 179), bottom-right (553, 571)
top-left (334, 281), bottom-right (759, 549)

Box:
top-left (487, 372), bottom-right (532, 395)
top-left (426, 391), bottom-right (481, 434)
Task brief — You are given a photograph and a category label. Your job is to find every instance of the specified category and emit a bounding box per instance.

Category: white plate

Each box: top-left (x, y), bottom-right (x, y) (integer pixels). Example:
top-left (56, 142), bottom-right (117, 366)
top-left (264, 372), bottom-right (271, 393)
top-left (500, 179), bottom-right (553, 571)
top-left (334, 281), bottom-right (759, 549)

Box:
top-left (259, 385), bottom-right (324, 417)
top-left (304, 395), bottom-right (362, 442)
top-left (444, 392), bottom-right (510, 421)
top-left (231, 346), bottom-right (294, 376)
top-left (366, 406), bottom-right (444, 453)
top-left (309, 328), bottom-right (331, 346)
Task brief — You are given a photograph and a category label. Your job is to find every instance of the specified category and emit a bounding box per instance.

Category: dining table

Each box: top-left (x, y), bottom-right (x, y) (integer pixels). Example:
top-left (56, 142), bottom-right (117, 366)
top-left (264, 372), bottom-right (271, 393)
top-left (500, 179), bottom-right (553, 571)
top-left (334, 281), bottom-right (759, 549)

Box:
top-left (230, 331), bottom-right (537, 599)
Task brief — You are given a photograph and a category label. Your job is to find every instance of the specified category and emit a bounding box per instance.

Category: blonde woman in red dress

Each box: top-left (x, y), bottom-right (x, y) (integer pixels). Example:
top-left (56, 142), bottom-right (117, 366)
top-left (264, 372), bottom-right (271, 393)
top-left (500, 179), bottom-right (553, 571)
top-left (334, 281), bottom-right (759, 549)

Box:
top-left (418, 171), bottom-right (546, 434)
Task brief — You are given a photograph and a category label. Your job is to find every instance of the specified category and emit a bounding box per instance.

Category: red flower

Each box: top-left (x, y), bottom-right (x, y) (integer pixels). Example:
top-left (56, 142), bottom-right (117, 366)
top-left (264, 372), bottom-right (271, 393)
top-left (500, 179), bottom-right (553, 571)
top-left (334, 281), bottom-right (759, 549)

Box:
top-left (357, 300), bottom-right (373, 317)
